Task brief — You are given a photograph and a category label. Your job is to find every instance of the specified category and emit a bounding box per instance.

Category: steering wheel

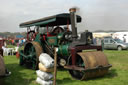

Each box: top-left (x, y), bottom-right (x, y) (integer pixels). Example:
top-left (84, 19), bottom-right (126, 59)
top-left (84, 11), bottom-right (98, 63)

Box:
top-left (27, 30), bottom-right (36, 41)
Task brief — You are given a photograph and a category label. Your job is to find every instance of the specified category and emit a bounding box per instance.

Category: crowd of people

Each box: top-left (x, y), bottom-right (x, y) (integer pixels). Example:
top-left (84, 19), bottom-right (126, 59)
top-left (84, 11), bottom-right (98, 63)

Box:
top-left (6, 38), bottom-right (26, 47)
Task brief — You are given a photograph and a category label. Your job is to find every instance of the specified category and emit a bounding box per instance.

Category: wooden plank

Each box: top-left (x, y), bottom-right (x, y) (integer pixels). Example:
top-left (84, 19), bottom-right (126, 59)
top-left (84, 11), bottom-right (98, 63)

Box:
top-left (53, 47), bottom-right (57, 85)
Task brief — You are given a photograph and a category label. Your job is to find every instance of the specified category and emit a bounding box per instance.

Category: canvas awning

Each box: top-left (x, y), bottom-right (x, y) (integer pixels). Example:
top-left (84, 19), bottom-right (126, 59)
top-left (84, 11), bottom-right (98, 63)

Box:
top-left (19, 13), bottom-right (81, 28)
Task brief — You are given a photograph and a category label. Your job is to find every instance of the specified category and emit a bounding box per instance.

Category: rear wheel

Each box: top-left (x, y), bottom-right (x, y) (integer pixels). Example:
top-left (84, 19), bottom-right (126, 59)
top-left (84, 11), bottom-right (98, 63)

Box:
top-left (23, 41), bottom-right (43, 69)
top-left (117, 46), bottom-right (122, 51)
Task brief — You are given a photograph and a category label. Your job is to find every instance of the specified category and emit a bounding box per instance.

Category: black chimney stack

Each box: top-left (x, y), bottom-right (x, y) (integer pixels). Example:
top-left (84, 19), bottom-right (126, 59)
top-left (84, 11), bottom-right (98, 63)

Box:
top-left (69, 8), bottom-right (78, 40)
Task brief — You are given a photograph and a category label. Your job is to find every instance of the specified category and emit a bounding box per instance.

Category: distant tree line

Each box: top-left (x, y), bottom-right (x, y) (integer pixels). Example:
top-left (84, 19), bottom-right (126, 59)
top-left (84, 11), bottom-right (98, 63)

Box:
top-left (0, 32), bottom-right (26, 38)
top-left (0, 30), bottom-right (128, 38)
top-left (93, 30), bottom-right (128, 32)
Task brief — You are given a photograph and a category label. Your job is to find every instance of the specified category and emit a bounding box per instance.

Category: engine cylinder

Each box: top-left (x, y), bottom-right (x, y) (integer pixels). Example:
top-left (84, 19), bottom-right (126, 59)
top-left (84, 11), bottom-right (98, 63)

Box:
top-left (58, 44), bottom-right (69, 56)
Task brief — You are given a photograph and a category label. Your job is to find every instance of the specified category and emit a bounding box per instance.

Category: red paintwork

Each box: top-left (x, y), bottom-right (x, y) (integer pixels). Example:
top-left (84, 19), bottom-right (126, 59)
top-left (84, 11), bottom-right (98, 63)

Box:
top-left (0, 40), bottom-right (4, 56)
top-left (0, 40), bottom-right (4, 49)
top-left (71, 48), bottom-right (76, 65)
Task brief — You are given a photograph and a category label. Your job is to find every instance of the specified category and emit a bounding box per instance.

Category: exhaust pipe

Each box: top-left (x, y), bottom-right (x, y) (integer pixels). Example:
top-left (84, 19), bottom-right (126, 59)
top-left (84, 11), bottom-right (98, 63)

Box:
top-left (69, 8), bottom-right (78, 40)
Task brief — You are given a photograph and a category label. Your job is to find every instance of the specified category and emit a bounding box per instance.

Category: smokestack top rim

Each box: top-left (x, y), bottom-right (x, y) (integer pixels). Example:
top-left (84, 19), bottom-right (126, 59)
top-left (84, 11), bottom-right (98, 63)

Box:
top-left (69, 8), bottom-right (76, 12)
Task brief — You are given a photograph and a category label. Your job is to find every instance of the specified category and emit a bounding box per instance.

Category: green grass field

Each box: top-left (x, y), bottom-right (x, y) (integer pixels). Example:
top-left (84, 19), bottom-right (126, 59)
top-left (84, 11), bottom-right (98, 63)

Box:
top-left (1, 50), bottom-right (128, 85)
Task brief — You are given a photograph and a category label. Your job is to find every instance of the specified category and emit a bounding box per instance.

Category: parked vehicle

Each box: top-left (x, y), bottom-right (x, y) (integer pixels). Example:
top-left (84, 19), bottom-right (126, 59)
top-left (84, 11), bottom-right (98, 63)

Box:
top-left (103, 37), bottom-right (128, 50)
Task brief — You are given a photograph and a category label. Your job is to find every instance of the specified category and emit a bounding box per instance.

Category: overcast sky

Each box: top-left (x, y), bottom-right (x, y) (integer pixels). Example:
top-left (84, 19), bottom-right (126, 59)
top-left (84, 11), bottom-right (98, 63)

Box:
top-left (0, 0), bottom-right (128, 32)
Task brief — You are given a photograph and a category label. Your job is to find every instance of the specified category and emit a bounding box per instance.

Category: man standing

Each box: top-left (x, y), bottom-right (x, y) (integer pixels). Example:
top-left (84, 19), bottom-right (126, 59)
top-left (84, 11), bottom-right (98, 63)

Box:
top-left (123, 34), bottom-right (126, 43)
top-left (0, 40), bottom-right (11, 77)
top-left (0, 55), bottom-right (6, 76)
top-left (0, 42), bottom-right (6, 76)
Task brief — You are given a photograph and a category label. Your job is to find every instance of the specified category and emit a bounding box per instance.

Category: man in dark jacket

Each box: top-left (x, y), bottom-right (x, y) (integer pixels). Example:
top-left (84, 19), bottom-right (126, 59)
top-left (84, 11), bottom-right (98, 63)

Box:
top-left (0, 48), bottom-right (11, 77)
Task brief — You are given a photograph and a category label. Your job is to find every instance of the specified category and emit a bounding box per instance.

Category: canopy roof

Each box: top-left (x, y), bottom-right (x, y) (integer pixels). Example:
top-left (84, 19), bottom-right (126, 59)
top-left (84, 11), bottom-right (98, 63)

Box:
top-left (19, 13), bottom-right (81, 28)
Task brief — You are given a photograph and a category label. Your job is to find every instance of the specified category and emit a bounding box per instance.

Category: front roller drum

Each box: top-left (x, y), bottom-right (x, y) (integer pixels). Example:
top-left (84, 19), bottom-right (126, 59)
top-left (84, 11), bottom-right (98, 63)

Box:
top-left (68, 51), bottom-right (111, 80)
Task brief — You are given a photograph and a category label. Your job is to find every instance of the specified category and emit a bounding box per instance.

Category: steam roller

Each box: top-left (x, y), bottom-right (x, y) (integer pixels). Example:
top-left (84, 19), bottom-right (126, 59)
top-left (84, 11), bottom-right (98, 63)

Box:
top-left (18, 7), bottom-right (112, 80)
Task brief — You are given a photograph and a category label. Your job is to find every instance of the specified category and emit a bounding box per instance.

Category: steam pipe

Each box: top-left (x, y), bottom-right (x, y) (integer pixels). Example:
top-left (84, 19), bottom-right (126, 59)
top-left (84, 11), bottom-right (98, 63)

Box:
top-left (69, 8), bottom-right (78, 40)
